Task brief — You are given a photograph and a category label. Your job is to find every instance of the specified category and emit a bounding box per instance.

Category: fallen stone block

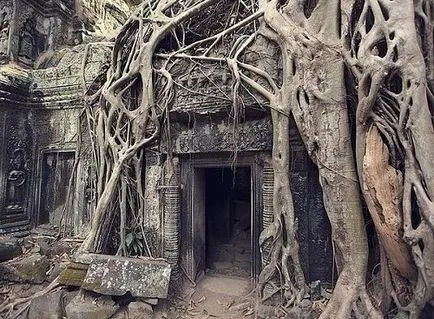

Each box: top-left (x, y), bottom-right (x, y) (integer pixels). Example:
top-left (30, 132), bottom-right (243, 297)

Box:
top-left (128, 301), bottom-right (154, 319)
top-left (58, 262), bottom-right (88, 287)
top-left (110, 302), bottom-right (154, 319)
top-left (38, 239), bottom-right (76, 258)
top-left (65, 292), bottom-right (118, 319)
top-left (28, 290), bottom-right (64, 319)
top-left (0, 236), bottom-right (22, 262)
top-left (47, 261), bottom-right (67, 282)
top-left (0, 253), bottom-right (49, 284)
top-left (111, 308), bottom-right (128, 319)
top-left (141, 298), bottom-right (158, 306)
top-left (78, 254), bottom-right (171, 299)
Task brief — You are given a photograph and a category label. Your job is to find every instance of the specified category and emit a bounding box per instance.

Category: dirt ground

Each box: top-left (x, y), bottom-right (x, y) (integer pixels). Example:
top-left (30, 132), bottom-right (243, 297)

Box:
top-left (154, 275), bottom-right (258, 319)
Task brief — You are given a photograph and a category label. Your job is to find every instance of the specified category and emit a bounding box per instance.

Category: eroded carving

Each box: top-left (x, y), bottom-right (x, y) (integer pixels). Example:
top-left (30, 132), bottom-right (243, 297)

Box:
top-left (0, 7), bottom-right (11, 62)
top-left (6, 148), bottom-right (28, 209)
top-left (18, 18), bottom-right (37, 65)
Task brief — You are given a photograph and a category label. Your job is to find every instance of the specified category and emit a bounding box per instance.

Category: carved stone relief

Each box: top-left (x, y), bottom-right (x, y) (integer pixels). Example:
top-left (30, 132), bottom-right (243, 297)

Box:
top-left (18, 17), bottom-right (37, 65)
top-left (0, 3), bottom-right (12, 63)
top-left (0, 114), bottom-right (33, 232)
top-left (6, 148), bottom-right (28, 209)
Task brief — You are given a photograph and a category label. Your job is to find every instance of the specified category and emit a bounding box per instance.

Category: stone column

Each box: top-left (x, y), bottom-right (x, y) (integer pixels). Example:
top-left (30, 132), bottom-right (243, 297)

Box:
top-left (162, 156), bottom-right (181, 281)
top-left (261, 155), bottom-right (273, 267)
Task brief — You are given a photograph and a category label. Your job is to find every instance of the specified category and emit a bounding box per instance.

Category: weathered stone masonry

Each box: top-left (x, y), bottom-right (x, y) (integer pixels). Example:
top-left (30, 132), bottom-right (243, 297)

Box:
top-left (0, 0), bottom-right (335, 286)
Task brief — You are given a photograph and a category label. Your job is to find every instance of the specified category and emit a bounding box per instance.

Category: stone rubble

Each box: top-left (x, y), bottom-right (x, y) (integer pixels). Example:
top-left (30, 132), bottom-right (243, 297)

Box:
top-left (65, 291), bottom-right (119, 319)
top-left (0, 236), bottom-right (22, 262)
top-left (0, 253), bottom-right (50, 284)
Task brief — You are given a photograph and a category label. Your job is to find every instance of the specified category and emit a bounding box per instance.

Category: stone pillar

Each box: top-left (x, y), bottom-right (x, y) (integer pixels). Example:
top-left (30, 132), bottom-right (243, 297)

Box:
top-left (143, 152), bottom-right (163, 256)
top-left (261, 155), bottom-right (273, 267)
top-left (162, 156), bottom-right (181, 281)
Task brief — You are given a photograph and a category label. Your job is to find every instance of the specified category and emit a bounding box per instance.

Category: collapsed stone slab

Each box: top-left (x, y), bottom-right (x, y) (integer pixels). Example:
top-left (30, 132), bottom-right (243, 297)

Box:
top-left (58, 261), bottom-right (88, 287)
top-left (0, 236), bottom-right (22, 262)
top-left (127, 301), bottom-right (154, 319)
top-left (28, 290), bottom-right (65, 319)
top-left (65, 291), bottom-right (119, 319)
top-left (0, 253), bottom-right (49, 284)
top-left (73, 254), bottom-right (171, 299)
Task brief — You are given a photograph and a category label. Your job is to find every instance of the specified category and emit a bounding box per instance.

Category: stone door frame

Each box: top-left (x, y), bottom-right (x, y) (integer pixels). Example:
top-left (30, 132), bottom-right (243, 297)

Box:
top-left (179, 152), bottom-right (266, 286)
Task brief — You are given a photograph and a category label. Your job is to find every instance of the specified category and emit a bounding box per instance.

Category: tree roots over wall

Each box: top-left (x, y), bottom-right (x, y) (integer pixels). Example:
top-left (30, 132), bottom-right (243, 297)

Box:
top-left (74, 1), bottom-right (434, 318)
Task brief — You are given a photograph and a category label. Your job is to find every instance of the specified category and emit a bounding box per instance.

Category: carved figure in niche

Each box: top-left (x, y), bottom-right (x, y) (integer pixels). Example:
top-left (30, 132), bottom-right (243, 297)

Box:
top-left (6, 149), bottom-right (27, 209)
top-left (71, 16), bottom-right (85, 45)
top-left (0, 12), bottom-right (10, 61)
top-left (18, 18), bottom-right (37, 65)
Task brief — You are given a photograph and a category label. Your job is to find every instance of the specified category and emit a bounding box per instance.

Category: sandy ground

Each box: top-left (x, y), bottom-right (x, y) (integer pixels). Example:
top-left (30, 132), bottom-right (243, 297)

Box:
top-left (155, 275), bottom-right (257, 319)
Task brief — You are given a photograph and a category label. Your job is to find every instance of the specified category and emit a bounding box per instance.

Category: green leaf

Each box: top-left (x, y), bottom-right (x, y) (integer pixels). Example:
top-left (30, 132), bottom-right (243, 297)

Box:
top-left (126, 232), bottom-right (134, 247)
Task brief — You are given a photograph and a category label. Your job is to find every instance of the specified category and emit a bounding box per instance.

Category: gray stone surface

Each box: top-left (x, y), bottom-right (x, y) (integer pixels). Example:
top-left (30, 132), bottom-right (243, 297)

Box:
top-left (128, 301), bottom-right (154, 319)
top-left (111, 308), bottom-right (129, 319)
top-left (111, 303), bottom-right (154, 319)
top-left (79, 254), bottom-right (171, 298)
top-left (163, 118), bottom-right (273, 154)
top-left (28, 290), bottom-right (64, 319)
top-left (58, 262), bottom-right (88, 287)
top-left (141, 298), bottom-right (158, 306)
top-left (65, 292), bottom-right (118, 319)
top-left (0, 236), bottom-right (21, 262)
top-left (0, 253), bottom-right (49, 283)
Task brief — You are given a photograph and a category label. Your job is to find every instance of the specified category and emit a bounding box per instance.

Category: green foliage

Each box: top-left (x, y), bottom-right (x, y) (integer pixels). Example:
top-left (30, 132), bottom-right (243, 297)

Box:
top-left (125, 229), bottom-right (145, 256)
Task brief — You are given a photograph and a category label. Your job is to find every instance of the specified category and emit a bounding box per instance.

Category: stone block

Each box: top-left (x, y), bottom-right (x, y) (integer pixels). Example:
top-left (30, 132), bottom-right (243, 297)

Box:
top-left (111, 303), bottom-right (154, 319)
top-left (78, 254), bottom-right (171, 298)
top-left (141, 298), bottom-right (158, 306)
top-left (28, 290), bottom-right (64, 319)
top-left (65, 292), bottom-right (118, 319)
top-left (0, 253), bottom-right (49, 284)
top-left (111, 308), bottom-right (128, 319)
top-left (58, 262), bottom-right (88, 287)
top-left (128, 301), bottom-right (154, 319)
top-left (47, 261), bottom-right (67, 282)
top-left (0, 236), bottom-right (22, 262)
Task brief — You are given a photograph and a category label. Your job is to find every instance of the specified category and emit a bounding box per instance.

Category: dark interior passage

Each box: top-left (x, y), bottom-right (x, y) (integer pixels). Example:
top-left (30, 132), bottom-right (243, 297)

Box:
top-left (205, 167), bottom-right (251, 278)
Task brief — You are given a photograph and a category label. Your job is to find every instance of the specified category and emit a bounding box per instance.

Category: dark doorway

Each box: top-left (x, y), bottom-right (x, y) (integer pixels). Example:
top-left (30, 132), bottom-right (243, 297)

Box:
top-left (181, 155), bottom-right (261, 285)
top-left (38, 151), bottom-right (75, 225)
top-left (204, 167), bottom-right (251, 278)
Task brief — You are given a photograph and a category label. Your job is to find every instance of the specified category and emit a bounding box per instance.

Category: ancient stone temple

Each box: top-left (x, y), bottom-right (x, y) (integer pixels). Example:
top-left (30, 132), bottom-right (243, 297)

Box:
top-left (0, 0), bottom-right (333, 295)
top-left (0, 0), bottom-right (127, 236)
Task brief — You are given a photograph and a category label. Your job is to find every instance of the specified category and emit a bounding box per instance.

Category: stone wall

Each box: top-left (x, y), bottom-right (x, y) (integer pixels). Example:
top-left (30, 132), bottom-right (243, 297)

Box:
top-left (0, 0), bottom-right (74, 67)
top-left (0, 41), bottom-right (110, 235)
top-left (0, 0), bottom-right (333, 285)
top-left (0, 66), bottom-right (33, 235)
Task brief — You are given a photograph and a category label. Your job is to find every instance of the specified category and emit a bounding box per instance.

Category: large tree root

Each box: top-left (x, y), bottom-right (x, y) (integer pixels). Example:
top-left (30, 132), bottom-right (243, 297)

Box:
top-left (79, 0), bottom-right (221, 253)
top-left (351, 0), bottom-right (434, 315)
top-left (257, 107), bottom-right (307, 307)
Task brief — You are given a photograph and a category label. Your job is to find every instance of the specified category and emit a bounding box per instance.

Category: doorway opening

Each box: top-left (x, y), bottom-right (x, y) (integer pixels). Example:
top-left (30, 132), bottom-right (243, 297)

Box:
top-left (38, 151), bottom-right (75, 226)
top-left (203, 167), bottom-right (252, 278)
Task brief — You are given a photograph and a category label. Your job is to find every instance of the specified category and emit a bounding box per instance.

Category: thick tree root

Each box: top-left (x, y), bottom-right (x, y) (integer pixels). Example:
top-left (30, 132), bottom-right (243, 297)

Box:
top-left (257, 109), bottom-right (307, 306)
top-left (320, 271), bottom-right (381, 319)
